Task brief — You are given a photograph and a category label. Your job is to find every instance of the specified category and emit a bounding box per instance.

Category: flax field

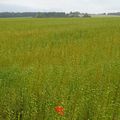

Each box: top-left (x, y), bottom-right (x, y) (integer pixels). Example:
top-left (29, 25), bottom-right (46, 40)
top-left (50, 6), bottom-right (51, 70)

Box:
top-left (0, 17), bottom-right (120, 120)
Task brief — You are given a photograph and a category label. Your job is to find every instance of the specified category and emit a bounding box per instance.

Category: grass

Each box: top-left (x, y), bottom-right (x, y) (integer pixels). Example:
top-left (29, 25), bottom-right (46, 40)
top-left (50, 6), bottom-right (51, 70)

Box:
top-left (0, 17), bottom-right (120, 120)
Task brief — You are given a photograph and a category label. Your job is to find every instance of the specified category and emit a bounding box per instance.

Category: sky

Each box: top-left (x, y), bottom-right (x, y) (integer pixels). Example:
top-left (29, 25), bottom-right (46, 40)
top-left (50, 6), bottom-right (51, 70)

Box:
top-left (0, 0), bottom-right (120, 13)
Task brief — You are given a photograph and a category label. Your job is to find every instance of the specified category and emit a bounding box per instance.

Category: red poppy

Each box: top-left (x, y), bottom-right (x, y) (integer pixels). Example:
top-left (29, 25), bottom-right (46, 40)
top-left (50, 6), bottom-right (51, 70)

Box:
top-left (55, 106), bottom-right (64, 116)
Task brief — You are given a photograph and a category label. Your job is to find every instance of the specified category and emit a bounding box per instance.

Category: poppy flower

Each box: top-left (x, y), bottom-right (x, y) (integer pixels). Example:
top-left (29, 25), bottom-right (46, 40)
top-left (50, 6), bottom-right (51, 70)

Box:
top-left (55, 106), bottom-right (64, 116)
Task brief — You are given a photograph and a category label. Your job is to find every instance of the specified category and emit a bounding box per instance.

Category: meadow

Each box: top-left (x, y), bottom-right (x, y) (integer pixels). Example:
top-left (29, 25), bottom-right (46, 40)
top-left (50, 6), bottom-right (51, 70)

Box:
top-left (0, 17), bottom-right (120, 120)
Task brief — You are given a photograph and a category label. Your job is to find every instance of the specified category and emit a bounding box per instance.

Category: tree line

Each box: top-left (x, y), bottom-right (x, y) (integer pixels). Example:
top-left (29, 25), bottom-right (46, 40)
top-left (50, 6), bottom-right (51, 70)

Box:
top-left (0, 12), bottom-right (91, 18)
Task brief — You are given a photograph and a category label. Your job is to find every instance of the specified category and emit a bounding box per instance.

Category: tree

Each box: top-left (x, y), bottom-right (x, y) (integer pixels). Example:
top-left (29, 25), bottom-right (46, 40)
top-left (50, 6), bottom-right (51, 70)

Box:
top-left (83, 13), bottom-right (91, 18)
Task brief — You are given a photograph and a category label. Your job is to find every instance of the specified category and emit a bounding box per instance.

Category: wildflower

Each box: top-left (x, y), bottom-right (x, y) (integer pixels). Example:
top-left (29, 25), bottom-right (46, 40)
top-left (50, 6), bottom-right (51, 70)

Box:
top-left (55, 106), bottom-right (64, 116)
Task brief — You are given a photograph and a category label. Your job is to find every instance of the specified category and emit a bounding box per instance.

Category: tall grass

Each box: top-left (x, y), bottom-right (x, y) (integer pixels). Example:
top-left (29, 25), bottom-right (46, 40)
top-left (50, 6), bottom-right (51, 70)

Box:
top-left (0, 18), bottom-right (120, 120)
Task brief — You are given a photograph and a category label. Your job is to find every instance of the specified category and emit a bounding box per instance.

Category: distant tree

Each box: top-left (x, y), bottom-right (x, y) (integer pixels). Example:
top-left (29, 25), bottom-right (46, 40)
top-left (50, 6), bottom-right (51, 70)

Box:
top-left (0, 12), bottom-right (37, 18)
top-left (108, 12), bottom-right (120, 16)
top-left (69, 11), bottom-right (80, 17)
top-left (83, 13), bottom-right (91, 18)
top-left (36, 12), bottom-right (67, 18)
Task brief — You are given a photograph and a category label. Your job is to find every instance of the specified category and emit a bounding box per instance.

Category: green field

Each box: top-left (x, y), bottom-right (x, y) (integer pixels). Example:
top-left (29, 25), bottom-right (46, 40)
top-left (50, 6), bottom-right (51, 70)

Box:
top-left (0, 18), bottom-right (120, 120)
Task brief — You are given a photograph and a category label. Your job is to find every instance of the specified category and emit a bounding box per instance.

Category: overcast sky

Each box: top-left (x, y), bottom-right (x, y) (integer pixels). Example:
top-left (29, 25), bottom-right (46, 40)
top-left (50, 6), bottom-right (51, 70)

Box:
top-left (0, 0), bottom-right (120, 13)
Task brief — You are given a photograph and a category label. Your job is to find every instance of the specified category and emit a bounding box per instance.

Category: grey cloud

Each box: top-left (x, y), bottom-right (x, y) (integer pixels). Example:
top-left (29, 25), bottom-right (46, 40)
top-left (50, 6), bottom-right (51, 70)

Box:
top-left (0, 0), bottom-right (120, 13)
